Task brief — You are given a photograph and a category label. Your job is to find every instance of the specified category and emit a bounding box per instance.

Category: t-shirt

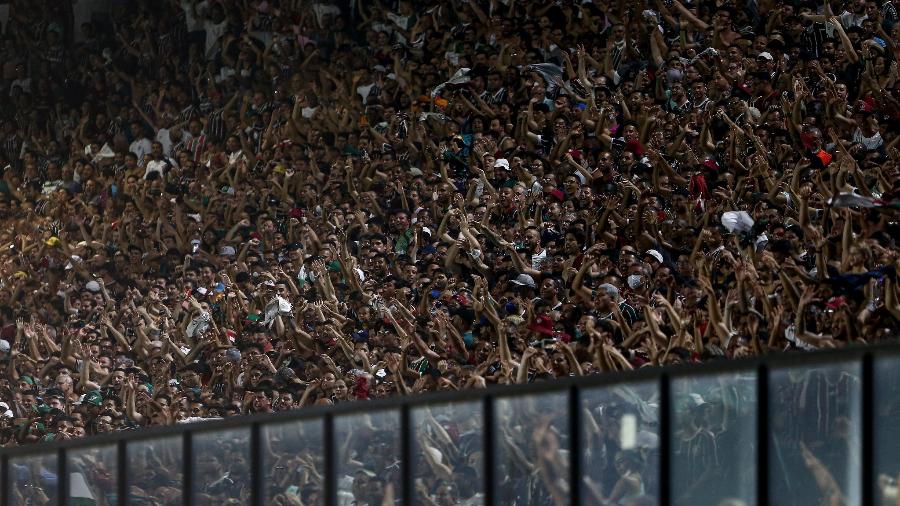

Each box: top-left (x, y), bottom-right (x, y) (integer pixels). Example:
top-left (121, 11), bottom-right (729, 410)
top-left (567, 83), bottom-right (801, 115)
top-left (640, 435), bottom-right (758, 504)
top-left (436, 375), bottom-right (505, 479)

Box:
top-left (144, 158), bottom-right (175, 179)
top-left (356, 83), bottom-right (376, 104)
top-left (393, 229), bottom-right (414, 255)
top-left (155, 128), bottom-right (185, 158)
top-left (839, 10), bottom-right (867, 28)
top-left (41, 179), bottom-right (64, 195)
top-left (852, 128), bottom-right (883, 150)
top-left (619, 301), bottom-right (638, 325)
top-left (129, 138), bottom-right (152, 164)
top-left (664, 90), bottom-right (691, 115)
top-left (180, 0), bottom-right (201, 31)
top-left (531, 248), bottom-right (547, 271)
top-left (311, 3), bottom-right (341, 27)
top-left (203, 18), bottom-right (228, 56)
top-left (9, 77), bottom-right (30, 95)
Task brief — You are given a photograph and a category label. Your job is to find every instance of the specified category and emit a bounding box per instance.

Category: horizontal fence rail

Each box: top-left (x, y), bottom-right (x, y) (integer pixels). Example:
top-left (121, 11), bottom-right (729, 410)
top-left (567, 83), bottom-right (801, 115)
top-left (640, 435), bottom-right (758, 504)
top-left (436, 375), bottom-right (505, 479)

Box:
top-left (1, 342), bottom-right (899, 506)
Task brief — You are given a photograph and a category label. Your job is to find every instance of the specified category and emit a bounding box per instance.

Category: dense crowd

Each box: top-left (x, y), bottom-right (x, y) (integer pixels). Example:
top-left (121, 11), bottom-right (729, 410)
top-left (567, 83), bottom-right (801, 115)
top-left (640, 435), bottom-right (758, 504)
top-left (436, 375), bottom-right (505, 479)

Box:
top-left (0, 0), bottom-right (899, 504)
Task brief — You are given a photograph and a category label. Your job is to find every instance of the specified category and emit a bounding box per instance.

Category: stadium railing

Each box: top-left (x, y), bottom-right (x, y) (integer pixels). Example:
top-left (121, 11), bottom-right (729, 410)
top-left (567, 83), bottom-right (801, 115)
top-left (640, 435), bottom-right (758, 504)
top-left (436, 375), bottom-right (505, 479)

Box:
top-left (2, 341), bottom-right (899, 506)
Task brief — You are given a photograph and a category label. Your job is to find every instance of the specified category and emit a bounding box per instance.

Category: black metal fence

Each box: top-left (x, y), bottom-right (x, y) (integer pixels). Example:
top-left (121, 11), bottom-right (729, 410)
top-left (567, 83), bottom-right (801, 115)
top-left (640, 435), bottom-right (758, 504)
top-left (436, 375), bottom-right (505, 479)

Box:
top-left (3, 343), bottom-right (900, 506)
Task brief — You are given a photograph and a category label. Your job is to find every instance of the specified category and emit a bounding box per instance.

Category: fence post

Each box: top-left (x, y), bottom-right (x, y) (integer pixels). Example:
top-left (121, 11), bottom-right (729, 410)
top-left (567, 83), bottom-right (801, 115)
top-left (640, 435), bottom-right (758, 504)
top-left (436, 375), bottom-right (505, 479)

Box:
top-left (57, 448), bottom-right (67, 506)
top-left (1, 455), bottom-right (7, 506)
top-left (569, 385), bottom-right (581, 506)
top-left (483, 395), bottom-right (495, 506)
top-left (250, 423), bottom-right (263, 506)
top-left (117, 440), bottom-right (127, 506)
top-left (862, 353), bottom-right (874, 506)
top-left (401, 406), bottom-right (412, 505)
top-left (757, 363), bottom-right (769, 506)
top-left (182, 431), bottom-right (193, 506)
top-left (659, 373), bottom-right (670, 506)
top-left (324, 414), bottom-right (337, 506)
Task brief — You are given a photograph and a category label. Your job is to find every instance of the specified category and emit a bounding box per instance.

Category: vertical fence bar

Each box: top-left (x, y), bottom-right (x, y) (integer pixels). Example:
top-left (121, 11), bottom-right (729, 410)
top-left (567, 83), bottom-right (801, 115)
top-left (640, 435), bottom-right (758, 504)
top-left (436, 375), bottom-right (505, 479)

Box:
top-left (182, 431), bottom-right (193, 506)
top-left (482, 395), bottom-right (495, 506)
top-left (118, 440), bottom-right (128, 506)
top-left (1, 455), bottom-right (7, 506)
top-left (57, 448), bottom-right (67, 506)
top-left (756, 363), bottom-right (769, 506)
top-left (861, 353), bottom-right (874, 506)
top-left (250, 423), bottom-right (262, 506)
top-left (324, 414), bottom-right (337, 506)
top-left (658, 373), bottom-right (671, 506)
top-left (569, 385), bottom-right (581, 506)
top-left (401, 406), bottom-right (413, 505)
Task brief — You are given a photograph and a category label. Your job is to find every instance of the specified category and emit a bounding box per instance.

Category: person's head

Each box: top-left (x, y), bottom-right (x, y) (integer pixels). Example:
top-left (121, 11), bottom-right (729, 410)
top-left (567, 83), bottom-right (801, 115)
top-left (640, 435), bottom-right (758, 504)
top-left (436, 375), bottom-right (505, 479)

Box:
top-left (94, 413), bottom-right (114, 434)
top-left (390, 209), bottom-right (410, 233)
top-left (714, 6), bottom-right (733, 27)
top-left (109, 368), bottom-right (126, 388)
top-left (130, 121), bottom-right (144, 139)
top-left (801, 125), bottom-right (824, 151)
top-left (56, 374), bottom-right (74, 394)
top-left (540, 277), bottom-right (560, 301)
top-left (524, 227), bottom-right (541, 250)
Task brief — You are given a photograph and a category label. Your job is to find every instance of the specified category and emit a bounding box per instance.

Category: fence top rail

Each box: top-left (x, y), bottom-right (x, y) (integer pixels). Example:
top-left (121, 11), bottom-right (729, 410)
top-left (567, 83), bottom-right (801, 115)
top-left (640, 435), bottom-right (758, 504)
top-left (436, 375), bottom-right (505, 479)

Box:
top-left (1, 340), bottom-right (898, 458)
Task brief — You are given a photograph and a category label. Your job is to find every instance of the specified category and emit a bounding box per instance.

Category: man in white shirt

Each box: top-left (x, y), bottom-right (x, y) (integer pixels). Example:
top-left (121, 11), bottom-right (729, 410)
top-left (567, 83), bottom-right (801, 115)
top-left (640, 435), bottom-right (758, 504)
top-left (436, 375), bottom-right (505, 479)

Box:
top-left (144, 141), bottom-right (178, 179)
top-left (524, 226), bottom-right (547, 271)
top-left (156, 125), bottom-right (188, 158)
top-left (840, 0), bottom-right (869, 27)
top-left (128, 121), bottom-right (152, 166)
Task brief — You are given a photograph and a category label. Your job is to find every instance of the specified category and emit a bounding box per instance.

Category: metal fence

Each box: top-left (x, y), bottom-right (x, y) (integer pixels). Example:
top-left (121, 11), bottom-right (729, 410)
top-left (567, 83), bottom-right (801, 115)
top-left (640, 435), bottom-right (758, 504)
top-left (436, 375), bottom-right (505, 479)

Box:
top-left (3, 342), bottom-right (900, 506)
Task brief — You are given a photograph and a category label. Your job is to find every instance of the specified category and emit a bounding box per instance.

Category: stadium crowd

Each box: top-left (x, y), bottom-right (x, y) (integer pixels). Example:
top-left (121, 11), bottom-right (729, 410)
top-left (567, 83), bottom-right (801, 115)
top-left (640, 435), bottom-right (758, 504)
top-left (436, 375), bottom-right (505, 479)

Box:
top-left (0, 0), bottom-right (899, 504)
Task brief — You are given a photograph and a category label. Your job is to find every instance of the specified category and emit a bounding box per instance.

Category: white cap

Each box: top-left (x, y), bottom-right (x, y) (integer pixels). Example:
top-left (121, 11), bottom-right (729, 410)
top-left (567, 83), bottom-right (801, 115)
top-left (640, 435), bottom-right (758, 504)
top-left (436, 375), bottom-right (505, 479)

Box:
top-left (0, 340), bottom-right (9, 353)
top-left (85, 280), bottom-right (101, 292)
top-left (757, 52), bottom-right (774, 61)
top-left (644, 249), bottom-right (664, 263)
top-left (219, 246), bottom-right (236, 256)
top-left (493, 158), bottom-right (510, 170)
top-left (0, 402), bottom-right (12, 418)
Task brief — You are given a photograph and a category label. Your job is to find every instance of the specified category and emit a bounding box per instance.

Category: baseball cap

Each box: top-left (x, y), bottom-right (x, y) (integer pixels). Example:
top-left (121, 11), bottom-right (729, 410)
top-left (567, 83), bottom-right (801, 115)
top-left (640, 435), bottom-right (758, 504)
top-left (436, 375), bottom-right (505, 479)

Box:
top-left (219, 246), bottom-right (236, 256)
top-left (757, 52), bottom-right (774, 61)
top-left (44, 388), bottom-right (65, 399)
top-left (85, 280), bottom-right (101, 292)
top-left (546, 188), bottom-right (565, 202)
top-left (0, 339), bottom-right (9, 353)
top-left (510, 273), bottom-right (536, 289)
top-left (82, 391), bottom-right (103, 407)
top-left (644, 249), bottom-right (664, 263)
top-left (597, 283), bottom-right (619, 299)
top-left (494, 158), bottom-right (511, 170)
